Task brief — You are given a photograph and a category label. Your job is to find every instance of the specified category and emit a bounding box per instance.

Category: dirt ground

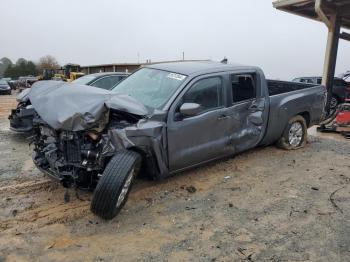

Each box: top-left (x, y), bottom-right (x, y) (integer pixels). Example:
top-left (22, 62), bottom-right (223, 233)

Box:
top-left (0, 93), bottom-right (349, 262)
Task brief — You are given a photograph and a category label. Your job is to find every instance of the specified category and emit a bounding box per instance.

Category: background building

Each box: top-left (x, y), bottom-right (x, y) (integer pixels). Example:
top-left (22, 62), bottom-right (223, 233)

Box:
top-left (80, 60), bottom-right (209, 74)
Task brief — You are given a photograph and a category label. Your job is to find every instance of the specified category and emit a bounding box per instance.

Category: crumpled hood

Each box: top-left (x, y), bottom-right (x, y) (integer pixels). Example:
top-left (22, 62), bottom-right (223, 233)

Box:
top-left (28, 80), bottom-right (150, 131)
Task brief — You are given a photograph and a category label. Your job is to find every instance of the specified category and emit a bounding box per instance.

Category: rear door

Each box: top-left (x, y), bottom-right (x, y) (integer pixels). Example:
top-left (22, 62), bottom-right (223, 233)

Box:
top-left (223, 71), bottom-right (269, 153)
top-left (167, 74), bottom-right (232, 172)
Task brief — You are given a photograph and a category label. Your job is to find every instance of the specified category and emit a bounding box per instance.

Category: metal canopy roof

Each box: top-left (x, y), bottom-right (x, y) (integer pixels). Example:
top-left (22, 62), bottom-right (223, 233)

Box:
top-left (273, 0), bottom-right (350, 29)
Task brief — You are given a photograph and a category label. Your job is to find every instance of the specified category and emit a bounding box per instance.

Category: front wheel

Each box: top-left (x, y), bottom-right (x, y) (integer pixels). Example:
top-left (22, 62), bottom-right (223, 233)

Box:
top-left (90, 150), bottom-right (140, 220)
top-left (277, 115), bottom-right (307, 150)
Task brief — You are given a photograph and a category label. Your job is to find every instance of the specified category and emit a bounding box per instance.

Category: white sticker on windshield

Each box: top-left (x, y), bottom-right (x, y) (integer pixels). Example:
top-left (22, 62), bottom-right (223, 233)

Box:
top-left (167, 73), bottom-right (186, 81)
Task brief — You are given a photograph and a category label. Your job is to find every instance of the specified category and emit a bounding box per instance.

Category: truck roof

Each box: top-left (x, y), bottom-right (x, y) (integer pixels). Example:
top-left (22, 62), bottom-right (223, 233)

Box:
top-left (146, 61), bottom-right (257, 76)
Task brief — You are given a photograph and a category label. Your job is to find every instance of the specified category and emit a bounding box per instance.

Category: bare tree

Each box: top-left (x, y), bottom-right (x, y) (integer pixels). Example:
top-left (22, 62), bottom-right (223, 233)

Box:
top-left (37, 55), bottom-right (60, 71)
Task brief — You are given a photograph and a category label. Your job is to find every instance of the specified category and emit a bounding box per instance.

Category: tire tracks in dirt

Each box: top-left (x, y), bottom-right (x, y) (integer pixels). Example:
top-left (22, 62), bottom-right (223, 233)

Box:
top-left (0, 178), bottom-right (91, 234)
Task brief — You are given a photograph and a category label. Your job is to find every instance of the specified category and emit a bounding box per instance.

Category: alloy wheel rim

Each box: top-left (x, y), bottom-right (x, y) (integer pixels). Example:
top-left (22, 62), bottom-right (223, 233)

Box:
top-left (288, 122), bottom-right (303, 147)
top-left (116, 168), bottom-right (134, 208)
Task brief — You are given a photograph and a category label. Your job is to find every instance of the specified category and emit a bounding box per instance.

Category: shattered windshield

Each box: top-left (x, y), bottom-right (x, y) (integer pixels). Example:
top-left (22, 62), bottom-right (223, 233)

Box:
top-left (111, 68), bottom-right (187, 109)
top-left (72, 75), bottom-right (96, 85)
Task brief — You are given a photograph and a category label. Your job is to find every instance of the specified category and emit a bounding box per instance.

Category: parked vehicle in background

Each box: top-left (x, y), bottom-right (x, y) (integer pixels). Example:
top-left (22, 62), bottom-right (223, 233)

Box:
top-left (72, 72), bottom-right (130, 90)
top-left (17, 76), bottom-right (38, 90)
top-left (29, 61), bottom-right (326, 219)
top-left (8, 80), bottom-right (18, 90)
top-left (339, 71), bottom-right (350, 82)
top-left (0, 77), bottom-right (13, 91)
top-left (292, 76), bottom-right (349, 110)
top-left (0, 79), bottom-right (11, 95)
top-left (8, 72), bottom-right (129, 132)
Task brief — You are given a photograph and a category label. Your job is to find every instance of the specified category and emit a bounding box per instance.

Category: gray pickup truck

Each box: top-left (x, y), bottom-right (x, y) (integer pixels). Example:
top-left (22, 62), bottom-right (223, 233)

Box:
top-left (30, 61), bottom-right (326, 219)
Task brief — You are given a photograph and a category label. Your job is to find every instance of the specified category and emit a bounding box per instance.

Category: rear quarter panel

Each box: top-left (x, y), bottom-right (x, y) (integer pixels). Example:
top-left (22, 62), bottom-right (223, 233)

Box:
top-left (260, 86), bottom-right (325, 146)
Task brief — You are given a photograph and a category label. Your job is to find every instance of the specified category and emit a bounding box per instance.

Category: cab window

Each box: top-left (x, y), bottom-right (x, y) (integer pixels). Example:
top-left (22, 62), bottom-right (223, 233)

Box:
top-left (182, 77), bottom-right (223, 115)
top-left (91, 76), bottom-right (124, 90)
top-left (231, 74), bottom-right (256, 103)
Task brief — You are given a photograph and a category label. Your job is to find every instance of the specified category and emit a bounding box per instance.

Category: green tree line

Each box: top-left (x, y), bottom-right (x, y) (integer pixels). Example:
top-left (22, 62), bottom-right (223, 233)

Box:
top-left (0, 55), bottom-right (60, 79)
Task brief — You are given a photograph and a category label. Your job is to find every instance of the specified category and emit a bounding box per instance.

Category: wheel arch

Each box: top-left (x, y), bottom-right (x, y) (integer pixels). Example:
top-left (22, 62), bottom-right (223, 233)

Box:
top-left (298, 111), bottom-right (311, 127)
top-left (127, 146), bottom-right (161, 180)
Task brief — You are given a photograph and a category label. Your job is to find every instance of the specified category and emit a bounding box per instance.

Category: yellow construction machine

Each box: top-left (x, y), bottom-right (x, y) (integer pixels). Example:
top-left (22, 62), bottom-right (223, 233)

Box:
top-left (63, 63), bottom-right (84, 82)
top-left (38, 64), bottom-right (84, 82)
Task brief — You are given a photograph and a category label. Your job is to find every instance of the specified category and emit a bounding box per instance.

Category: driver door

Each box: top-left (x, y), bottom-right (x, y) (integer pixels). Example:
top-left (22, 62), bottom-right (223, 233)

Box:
top-left (167, 75), bottom-right (231, 172)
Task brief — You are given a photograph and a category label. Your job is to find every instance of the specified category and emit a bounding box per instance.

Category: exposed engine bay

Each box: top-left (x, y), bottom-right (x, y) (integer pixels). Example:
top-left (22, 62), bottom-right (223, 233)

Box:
top-left (31, 110), bottom-right (141, 190)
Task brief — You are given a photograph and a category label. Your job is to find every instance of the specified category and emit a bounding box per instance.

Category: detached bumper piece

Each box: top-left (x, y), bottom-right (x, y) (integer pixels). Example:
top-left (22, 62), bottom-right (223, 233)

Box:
top-left (9, 107), bottom-right (35, 132)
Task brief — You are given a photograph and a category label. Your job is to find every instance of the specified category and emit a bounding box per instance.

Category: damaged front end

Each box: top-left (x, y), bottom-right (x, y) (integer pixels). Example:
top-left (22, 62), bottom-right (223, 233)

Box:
top-left (32, 119), bottom-right (115, 189)
top-left (29, 82), bottom-right (168, 189)
top-left (31, 112), bottom-right (168, 190)
top-left (33, 125), bottom-right (106, 188)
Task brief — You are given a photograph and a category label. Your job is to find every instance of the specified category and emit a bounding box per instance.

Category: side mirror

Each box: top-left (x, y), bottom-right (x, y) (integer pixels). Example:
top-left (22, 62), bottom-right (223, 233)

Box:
top-left (179, 103), bottom-right (201, 117)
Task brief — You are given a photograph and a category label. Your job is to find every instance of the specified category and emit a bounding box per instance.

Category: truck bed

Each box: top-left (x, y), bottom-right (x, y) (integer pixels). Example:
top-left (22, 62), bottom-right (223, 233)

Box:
top-left (260, 81), bottom-right (326, 146)
top-left (267, 80), bottom-right (318, 96)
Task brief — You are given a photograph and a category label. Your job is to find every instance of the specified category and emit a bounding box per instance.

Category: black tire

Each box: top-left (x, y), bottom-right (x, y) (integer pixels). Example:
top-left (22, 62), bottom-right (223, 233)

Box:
top-left (90, 150), bottom-right (140, 220)
top-left (328, 95), bottom-right (339, 116)
top-left (277, 115), bottom-right (307, 150)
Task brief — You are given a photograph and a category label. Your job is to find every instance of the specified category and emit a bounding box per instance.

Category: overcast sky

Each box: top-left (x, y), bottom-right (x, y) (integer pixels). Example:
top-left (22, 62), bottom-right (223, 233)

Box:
top-left (1, 0), bottom-right (349, 79)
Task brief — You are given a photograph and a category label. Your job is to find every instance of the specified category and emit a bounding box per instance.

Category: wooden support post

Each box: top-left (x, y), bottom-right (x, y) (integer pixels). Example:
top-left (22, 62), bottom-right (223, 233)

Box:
top-left (322, 14), bottom-right (341, 113)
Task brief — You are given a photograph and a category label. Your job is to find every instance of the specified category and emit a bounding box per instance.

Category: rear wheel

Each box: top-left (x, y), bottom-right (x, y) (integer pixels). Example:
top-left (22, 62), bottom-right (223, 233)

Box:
top-left (90, 150), bottom-right (140, 220)
top-left (277, 115), bottom-right (307, 150)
